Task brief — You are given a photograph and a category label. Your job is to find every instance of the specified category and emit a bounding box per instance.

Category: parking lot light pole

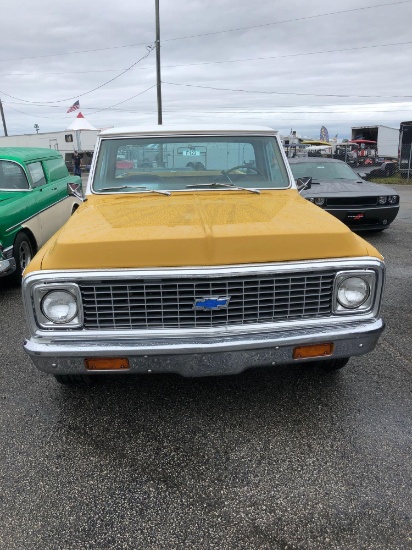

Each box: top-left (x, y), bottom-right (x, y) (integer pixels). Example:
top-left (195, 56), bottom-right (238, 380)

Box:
top-left (155, 0), bottom-right (162, 126)
top-left (0, 99), bottom-right (8, 136)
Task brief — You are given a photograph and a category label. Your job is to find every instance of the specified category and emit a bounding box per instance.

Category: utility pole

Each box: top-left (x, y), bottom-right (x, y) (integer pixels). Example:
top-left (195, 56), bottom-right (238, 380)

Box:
top-left (0, 99), bottom-right (8, 136)
top-left (155, 0), bottom-right (162, 125)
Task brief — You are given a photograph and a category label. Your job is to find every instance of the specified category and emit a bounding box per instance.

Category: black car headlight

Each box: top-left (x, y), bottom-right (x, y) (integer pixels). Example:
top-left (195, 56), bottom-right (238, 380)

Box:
top-left (314, 197), bottom-right (325, 206)
top-left (378, 196), bottom-right (387, 205)
top-left (387, 195), bottom-right (398, 205)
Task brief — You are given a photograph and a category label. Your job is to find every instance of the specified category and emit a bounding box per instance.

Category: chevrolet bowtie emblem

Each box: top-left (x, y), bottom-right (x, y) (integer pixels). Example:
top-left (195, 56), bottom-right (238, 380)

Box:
top-left (193, 296), bottom-right (231, 311)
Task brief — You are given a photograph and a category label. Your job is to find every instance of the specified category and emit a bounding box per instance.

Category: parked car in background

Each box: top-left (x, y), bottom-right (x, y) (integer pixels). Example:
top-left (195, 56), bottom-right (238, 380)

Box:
top-left (22, 125), bottom-right (385, 386)
top-left (289, 158), bottom-right (399, 231)
top-left (0, 148), bottom-right (83, 282)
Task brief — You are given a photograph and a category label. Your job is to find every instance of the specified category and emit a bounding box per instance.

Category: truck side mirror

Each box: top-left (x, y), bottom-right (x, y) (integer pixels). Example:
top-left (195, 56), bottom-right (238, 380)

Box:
top-left (296, 177), bottom-right (312, 192)
top-left (67, 182), bottom-right (85, 201)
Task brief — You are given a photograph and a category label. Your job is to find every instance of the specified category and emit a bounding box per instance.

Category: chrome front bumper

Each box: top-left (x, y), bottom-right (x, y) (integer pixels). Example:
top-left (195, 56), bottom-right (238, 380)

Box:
top-left (24, 317), bottom-right (384, 377)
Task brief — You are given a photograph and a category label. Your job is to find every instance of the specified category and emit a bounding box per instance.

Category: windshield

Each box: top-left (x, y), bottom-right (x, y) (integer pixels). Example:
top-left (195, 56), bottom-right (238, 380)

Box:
top-left (92, 135), bottom-right (290, 193)
top-left (290, 161), bottom-right (360, 182)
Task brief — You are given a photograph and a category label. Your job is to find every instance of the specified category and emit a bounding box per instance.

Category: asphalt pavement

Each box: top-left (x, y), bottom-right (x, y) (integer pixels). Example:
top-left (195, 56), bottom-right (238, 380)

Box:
top-left (0, 185), bottom-right (411, 550)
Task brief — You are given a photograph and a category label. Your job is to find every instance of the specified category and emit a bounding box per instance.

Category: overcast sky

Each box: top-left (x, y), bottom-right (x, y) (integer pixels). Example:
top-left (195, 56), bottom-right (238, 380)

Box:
top-left (1, 0), bottom-right (411, 139)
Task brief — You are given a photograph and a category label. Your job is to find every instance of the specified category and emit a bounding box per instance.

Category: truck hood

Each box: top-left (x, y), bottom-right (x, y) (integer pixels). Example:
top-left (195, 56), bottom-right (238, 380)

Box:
top-left (37, 190), bottom-right (372, 270)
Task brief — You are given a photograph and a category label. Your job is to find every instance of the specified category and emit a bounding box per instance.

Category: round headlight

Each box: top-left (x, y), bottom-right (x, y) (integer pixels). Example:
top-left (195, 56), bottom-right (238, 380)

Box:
top-left (314, 197), bottom-right (325, 206)
top-left (387, 195), bottom-right (398, 204)
top-left (378, 196), bottom-right (387, 205)
top-left (307, 197), bottom-right (315, 203)
top-left (41, 290), bottom-right (78, 323)
top-left (337, 277), bottom-right (370, 309)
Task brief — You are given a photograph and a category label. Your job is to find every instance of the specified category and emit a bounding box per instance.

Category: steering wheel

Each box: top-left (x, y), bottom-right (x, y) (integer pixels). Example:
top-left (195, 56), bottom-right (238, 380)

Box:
top-left (223, 165), bottom-right (264, 176)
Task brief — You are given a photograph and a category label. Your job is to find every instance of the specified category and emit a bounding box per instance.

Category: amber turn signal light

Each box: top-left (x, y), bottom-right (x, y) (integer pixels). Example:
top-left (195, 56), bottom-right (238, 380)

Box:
top-left (85, 357), bottom-right (130, 370)
top-left (293, 343), bottom-right (334, 360)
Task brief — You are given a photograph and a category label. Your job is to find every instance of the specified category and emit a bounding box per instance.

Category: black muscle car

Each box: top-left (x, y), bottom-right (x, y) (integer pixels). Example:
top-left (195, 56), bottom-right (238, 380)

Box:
top-left (289, 158), bottom-right (399, 231)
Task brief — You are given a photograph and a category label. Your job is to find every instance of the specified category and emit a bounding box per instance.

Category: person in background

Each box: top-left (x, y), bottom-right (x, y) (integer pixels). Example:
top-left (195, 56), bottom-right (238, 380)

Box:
top-left (73, 151), bottom-right (81, 176)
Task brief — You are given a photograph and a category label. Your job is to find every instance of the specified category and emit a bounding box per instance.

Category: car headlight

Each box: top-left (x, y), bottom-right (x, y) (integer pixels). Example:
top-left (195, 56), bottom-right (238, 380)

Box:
top-left (32, 283), bottom-right (83, 328)
top-left (307, 197), bottom-right (315, 203)
top-left (314, 197), bottom-right (325, 206)
top-left (378, 196), bottom-right (387, 205)
top-left (333, 271), bottom-right (377, 314)
top-left (337, 277), bottom-right (369, 309)
top-left (387, 195), bottom-right (398, 204)
top-left (41, 290), bottom-right (78, 323)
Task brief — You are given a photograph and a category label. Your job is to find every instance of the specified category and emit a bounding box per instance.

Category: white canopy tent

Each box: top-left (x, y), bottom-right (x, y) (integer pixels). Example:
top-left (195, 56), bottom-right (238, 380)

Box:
top-left (66, 112), bottom-right (97, 131)
top-left (66, 112), bottom-right (97, 151)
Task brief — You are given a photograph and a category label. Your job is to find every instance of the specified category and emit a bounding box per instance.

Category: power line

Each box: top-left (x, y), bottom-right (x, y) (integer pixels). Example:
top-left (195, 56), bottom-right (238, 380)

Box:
top-left (0, 47), bottom-right (155, 105)
top-left (162, 0), bottom-right (412, 42)
top-left (163, 81), bottom-right (412, 99)
top-left (3, 85), bottom-right (157, 119)
top-left (5, 104), bottom-right (407, 125)
top-left (2, 38), bottom-right (411, 78)
top-left (5, 100), bottom-right (412, 113)
top-left (0, 41), bottom-right (154, 64)
top-left (159, 40), bottom-right (412, 69)
top-left (87, 85), bottom-right (157, 115)
top-left (0, 1), bottom-right (410, 64)
top-left (4, 104), bottom-right (61, 120)
top-left (4, 101), bottom-right (411, 119)
top-left (0, 69), bottom-right (123, 76)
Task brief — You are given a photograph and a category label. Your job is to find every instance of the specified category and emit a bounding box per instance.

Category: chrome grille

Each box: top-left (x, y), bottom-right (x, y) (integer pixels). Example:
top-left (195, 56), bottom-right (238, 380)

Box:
top-left (79, 270), bottom-right (335, 330)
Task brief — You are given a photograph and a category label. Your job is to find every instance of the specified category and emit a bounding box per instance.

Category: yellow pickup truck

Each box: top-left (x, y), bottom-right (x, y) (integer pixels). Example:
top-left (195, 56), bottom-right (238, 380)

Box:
top-left (22, 125), bottom-right (385, 385)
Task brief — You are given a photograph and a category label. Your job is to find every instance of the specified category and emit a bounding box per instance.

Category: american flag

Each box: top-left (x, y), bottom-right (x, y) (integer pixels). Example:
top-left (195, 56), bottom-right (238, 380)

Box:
top-left (66, 100), bottom-right (80, 113)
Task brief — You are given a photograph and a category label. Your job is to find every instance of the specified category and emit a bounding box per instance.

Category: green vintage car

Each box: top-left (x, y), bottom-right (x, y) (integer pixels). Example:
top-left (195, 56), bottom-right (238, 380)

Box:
top-left (0, 148), bottom-right (83, 282)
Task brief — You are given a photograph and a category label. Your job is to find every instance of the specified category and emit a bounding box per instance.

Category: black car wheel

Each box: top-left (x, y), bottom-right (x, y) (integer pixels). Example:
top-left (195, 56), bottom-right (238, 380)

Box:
top-left (9, 233), bottom-right (33, 283)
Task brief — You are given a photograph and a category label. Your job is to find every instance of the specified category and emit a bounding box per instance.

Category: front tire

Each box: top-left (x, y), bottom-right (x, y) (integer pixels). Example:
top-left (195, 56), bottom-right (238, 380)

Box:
top-left (10, 233), bottom-right (33, 283)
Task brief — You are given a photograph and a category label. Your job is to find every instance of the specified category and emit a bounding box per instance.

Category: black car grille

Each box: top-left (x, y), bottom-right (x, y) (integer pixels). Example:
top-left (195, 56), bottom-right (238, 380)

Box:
top-left (79, 271), bottom-right (335, 330)
top-left (326, 196), bottom-right (377, 207)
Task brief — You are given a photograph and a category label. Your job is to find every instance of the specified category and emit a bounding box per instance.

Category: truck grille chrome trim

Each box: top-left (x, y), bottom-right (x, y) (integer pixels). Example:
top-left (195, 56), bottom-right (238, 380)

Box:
top-left (79, 271), bottom-right (335, 330)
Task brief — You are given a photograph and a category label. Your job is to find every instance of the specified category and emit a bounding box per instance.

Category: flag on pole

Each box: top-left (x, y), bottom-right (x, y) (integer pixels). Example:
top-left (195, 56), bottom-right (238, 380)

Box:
top-left (66, 100), bottom-right (80, 113)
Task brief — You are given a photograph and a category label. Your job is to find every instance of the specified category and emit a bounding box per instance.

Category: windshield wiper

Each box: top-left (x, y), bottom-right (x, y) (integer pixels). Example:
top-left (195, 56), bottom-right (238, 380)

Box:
top-left (185, 182), bottom-right (260, 194)
top-left (98, 185), bottom-right (171, 196)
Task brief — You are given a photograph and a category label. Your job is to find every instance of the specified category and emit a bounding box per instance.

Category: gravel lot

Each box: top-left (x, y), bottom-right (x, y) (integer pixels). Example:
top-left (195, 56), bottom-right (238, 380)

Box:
top-left (1, 186), bottom-right (411, 550)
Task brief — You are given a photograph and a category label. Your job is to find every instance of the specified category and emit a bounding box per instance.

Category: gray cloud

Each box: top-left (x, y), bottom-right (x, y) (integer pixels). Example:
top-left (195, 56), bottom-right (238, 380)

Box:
top-left (1, 0), bottom-right (411, 139)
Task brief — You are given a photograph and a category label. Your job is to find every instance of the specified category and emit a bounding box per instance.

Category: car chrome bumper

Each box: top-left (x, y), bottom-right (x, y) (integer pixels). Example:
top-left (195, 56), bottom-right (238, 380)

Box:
top-left (0, 258), bottom-right (16, 277)
top-left (24, 317), bottom-right (384, 377)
